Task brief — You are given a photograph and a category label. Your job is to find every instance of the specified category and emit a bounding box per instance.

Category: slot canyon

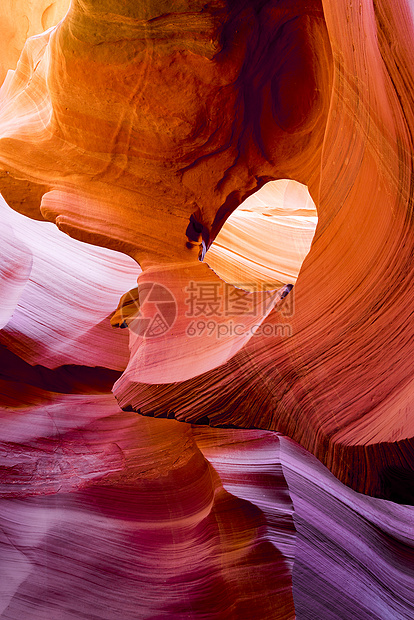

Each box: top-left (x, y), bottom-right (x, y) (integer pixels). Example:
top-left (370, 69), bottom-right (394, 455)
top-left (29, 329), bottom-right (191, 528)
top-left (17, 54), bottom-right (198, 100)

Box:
top-left (0, 1), bottom-right (413, 618)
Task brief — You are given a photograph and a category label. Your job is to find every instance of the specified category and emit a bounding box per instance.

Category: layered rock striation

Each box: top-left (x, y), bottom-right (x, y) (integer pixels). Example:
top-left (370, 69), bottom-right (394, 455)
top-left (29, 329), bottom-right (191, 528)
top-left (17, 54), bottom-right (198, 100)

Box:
top-left (1, 1), bottom-right (414, 617)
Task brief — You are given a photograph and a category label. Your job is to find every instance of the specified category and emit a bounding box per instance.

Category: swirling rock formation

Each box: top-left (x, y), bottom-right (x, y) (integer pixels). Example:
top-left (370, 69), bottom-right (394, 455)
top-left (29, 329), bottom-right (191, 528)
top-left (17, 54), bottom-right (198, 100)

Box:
top-left (279, 435), bottom-right (414, 619)
top-left (0, 195), bottom-right (139, 369)
top-left (1, 0), bottom-right (414, 617)
top-left (0, 360), bottom-right (298, 618)
top-left (1, 365), bottom-right (413, 618)
top-left (2, 0), bottom-right (412, 500)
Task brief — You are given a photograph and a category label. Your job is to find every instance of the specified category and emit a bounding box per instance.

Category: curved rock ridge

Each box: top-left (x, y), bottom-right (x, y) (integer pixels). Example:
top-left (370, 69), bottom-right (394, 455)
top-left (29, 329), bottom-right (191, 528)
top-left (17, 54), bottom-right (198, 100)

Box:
top-left (0, 194), bottom-right (139, 370)
top-left (113, 261), bottom-right (291, 384)
top-left (110, 0), bottom-right (414, 501)
top-left (0, 376), bottom-right (296, 618)
top-left (1, 366), bottom-right (413, 619)
top-left (279, 435), bottom-right (414, 620)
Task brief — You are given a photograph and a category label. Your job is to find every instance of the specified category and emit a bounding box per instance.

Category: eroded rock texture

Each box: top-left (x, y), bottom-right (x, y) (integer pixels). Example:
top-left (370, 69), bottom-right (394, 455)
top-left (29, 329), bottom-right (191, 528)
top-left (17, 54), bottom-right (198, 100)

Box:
top-left (0, 394), bottom-right (295, 619)
top-left (1, 374), bottom-right (413, 618)
top-left (1, 0), bottom-right (414, 618)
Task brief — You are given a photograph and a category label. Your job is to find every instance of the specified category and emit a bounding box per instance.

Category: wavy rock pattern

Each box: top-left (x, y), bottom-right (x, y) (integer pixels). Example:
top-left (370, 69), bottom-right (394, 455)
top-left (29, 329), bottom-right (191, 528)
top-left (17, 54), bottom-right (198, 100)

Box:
top-left (0, 195), bottom-right (139, 370)
top-left (279, 436), bottom-right (414, 620)
top-left (0, 375), bottom-right (297, 618)
top-left (1, 0), bottom-right (414, 618)
top-left (1, 376), bottom-right (413, 618)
